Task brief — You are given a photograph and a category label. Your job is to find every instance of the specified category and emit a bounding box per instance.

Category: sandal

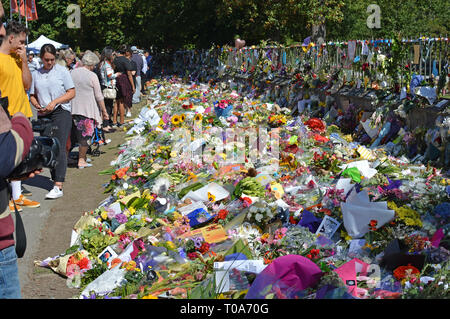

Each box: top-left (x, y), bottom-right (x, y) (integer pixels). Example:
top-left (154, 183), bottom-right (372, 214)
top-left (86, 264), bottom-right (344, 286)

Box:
top-left (78, 163), bottom-right (93, 169)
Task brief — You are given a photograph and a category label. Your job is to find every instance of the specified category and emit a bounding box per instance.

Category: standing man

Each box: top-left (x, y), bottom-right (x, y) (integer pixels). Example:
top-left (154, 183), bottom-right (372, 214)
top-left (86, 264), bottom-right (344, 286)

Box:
top-left (0, 20), bottom-right (41, 211)
top-left (130, 45), bottom-right (143, 106)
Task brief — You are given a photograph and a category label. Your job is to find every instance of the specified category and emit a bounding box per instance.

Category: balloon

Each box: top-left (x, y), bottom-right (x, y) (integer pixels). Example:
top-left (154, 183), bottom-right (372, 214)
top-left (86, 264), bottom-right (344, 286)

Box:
top-left (235, 38), bottom-right (246, 49)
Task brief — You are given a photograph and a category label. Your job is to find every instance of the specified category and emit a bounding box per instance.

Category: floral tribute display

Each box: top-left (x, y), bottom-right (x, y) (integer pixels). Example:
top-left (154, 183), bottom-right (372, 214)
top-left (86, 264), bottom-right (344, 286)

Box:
top-left (35, 65), bottom-right (449, 300)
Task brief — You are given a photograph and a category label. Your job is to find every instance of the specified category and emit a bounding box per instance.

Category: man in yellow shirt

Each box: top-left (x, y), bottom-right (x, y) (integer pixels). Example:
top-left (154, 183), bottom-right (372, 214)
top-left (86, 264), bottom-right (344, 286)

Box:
top-left (0, 20), bottom-right (32, 117)
top-left (0, 20), bottom-right (39, 210)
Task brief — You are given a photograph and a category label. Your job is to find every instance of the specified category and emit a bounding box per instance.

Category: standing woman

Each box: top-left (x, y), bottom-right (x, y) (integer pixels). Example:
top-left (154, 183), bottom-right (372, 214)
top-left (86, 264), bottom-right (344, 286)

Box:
top-left (29, 44), bottom-right (75, 199)
top-left (99, 47), bottom-right (120, 132)
top-left (112, 44), bottom-right (135, 127)
top-left (70, 51), bottom-right (109, 168)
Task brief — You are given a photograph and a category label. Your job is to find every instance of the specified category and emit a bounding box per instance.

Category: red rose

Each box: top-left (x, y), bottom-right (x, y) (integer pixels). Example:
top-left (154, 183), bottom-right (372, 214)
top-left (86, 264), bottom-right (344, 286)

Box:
top-left (304, 118), bottom-right (325, 133)
top-left (187, 252), bottom-right (199, 260)
top-left (198, 242), bottom-right (210, 254)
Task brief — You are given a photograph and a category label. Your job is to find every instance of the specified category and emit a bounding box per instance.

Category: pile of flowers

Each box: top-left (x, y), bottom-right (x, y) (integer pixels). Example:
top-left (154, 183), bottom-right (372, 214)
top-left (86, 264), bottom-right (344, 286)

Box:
top-left (36, 76), bottom-right (449, 300)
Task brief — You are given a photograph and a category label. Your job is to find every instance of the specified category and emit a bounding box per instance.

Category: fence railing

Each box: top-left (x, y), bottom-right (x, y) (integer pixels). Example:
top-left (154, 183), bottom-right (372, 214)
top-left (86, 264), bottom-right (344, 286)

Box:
top-left (151, 36), bottom-right (449, 96)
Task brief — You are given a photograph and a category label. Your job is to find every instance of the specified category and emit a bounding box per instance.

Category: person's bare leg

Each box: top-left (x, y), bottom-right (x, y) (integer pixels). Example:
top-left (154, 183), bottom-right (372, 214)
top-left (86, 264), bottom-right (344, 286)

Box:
top-left (113, 99), bottom-right (119, 124)
top-left (78, 145), bottom-right (89, 166)
top-left (119, 101), bottom-right (125, 125)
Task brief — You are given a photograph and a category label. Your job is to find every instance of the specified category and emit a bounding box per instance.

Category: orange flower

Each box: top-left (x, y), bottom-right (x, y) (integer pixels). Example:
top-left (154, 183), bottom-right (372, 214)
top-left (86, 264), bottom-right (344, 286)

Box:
top-left (369, 219), bottom-right (378, 231)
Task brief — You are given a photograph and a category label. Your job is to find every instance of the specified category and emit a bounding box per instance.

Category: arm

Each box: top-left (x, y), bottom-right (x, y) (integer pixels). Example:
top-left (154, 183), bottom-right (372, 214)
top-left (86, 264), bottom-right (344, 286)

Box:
top-left (92, 74), bottom-right (109, 119)
top-left (127, 70), bottom-right (135, 92)
top-left (17, 49), bottom-right (32, 90)
top-left (29, 94), bottom-right (42, 110)
top-left (41, 88), bottom-right (75, 114)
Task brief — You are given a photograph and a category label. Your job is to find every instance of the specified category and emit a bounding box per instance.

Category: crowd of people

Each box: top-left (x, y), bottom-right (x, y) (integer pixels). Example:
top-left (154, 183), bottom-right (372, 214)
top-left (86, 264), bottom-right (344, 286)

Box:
top-left (0, 0), bottom-right (153, 297)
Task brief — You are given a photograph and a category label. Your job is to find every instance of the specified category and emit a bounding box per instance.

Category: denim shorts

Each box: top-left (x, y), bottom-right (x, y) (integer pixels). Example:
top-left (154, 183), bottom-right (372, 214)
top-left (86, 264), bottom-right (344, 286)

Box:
top-left (0, 245), bottom-right (21, 298)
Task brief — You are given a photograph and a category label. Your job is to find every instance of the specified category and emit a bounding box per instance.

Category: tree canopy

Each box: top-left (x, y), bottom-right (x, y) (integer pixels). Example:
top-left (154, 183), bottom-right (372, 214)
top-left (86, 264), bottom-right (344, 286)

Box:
top-left (3, 0), bottom-right (449, 51)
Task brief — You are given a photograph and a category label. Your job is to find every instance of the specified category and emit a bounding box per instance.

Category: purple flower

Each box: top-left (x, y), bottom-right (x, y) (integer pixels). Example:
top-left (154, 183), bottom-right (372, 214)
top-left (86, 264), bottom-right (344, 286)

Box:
top-left (192, 237), bottom-right (203, 249)
top-left (116, 213), bottom-right (128, 224)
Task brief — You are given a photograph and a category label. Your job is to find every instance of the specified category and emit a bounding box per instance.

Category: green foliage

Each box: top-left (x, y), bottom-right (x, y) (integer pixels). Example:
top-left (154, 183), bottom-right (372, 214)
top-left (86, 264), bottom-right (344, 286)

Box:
top-left (3, 0), bottom-right (448, 50)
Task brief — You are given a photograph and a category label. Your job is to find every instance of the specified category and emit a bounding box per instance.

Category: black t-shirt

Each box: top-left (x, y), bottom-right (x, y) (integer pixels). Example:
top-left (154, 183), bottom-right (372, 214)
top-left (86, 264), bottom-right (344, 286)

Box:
top-left (113, 56), bottom-right (132, 73)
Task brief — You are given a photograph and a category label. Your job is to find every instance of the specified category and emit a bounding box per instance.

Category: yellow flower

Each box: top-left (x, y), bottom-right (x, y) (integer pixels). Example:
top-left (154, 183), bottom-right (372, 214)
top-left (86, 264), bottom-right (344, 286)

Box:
top-left (171, 115), bottom-right (181, 126)
top-left (128, 207), bottom-right (136, 215)
top-left (208, 192), bottom-right (216, 202)
top-left (194, 113), bottom-right (203, 123)
top-left (180, 114), bottom-right (186, 122)
top-left (166, 241), bottom-right (176, 250)
top-left (173, 211), bottom-right (182, 220)
top-left (142, 294), bottom-right (158, 299)
top-left (124, 261), bottom-right (137, 271)
top-left (100, 210), bottom-right (108, 220)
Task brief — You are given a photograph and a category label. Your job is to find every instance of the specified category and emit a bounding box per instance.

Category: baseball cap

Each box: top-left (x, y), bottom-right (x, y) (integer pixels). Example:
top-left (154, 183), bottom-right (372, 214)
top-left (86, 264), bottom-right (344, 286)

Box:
top-left (130, 46), bottom-right (138, 52)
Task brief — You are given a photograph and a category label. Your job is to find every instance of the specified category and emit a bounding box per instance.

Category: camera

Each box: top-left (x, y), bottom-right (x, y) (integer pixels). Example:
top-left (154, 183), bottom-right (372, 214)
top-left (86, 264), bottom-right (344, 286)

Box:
top-left (8, 136), bottom-right (60, 180)
top-left (31, 118), bottom-right (58, 137)
top-left (1, 95), bottom-right (60, 179)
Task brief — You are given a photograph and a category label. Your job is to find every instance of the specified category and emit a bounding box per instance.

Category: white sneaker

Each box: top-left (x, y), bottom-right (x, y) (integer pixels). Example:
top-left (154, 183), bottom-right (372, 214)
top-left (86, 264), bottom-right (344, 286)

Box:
top-left (45, 186), bottom-right (63, 199)
top-left (126, 111), bottom-right (132, 118)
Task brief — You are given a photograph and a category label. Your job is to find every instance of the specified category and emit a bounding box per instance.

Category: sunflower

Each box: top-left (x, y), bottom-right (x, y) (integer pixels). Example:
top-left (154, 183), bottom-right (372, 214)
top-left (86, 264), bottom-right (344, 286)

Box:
top-left (171, 115), bottom-right (181, 126)
top-left (207, 192), bottom-right (216, 202)
top-left (180, 114), bottom-right (186, 122)
top-left (194, 113), bottom-right (203, 123)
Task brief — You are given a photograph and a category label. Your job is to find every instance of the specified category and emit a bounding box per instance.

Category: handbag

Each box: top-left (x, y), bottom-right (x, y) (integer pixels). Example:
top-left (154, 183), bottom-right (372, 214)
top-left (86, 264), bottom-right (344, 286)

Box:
top-left (102, 87), bottom-right (117, 99)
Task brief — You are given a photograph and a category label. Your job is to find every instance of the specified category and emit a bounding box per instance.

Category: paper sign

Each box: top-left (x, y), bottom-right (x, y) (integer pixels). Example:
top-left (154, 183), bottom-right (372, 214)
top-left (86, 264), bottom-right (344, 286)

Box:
top-left (270, 182), bottom-right (284, 199)
top-left (255, 173), bottom-right (274, 186)
top-left (98, 246), bottom-right (119, 268)
top-left (177, 228), bottom-right (204, 240)
top-left (215, 260), bottom-right (267, 293)
top-left (182, 183), bottom-right (230, 202)
top-left (315, 215), bottom-right (341, 238)
top-left (201, 224), bottom-right (228, 244)
top-left (178, 201), bottom-right (209, 216)
top-left (361, 120), bottom-right (379, 139)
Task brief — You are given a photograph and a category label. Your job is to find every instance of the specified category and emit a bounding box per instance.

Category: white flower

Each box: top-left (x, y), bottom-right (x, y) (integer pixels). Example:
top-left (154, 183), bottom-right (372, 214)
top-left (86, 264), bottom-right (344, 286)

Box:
top-left (420, 276), bottom-right (435, 284)
top-left (255, 213), bottom-right (263, 222)
top-left (123, 183), bottom-right (129, 189)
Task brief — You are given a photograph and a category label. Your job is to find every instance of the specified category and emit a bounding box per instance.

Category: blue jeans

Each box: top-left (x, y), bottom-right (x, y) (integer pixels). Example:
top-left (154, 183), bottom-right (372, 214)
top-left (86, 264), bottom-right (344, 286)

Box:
top-left (0, 245), bottom-right (21, 298)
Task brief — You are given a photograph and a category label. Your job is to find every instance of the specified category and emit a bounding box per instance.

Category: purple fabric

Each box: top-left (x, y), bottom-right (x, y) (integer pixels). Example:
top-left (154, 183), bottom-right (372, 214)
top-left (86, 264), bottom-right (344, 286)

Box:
top-left (384, 176), bottom-right (402, 191)
top-left (298, 210), bottom-right (322, 233)
top-left (245, 255), bottom-right (323, 299)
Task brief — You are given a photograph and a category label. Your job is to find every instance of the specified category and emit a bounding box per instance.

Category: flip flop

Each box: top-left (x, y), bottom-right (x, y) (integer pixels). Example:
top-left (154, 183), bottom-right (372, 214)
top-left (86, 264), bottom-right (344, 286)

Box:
top-left (78, 163), bottom-right (93, 169)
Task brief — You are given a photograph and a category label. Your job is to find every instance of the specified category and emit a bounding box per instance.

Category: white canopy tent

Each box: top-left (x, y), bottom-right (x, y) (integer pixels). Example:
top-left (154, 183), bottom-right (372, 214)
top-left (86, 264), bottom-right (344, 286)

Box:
top-left (27, 35), bottom-right (69, 53)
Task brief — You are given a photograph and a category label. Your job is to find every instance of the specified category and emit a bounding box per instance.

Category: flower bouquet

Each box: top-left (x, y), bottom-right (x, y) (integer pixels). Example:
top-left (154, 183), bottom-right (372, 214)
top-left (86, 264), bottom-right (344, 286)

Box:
top-left (214, 99), bottom-right (233, 118)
